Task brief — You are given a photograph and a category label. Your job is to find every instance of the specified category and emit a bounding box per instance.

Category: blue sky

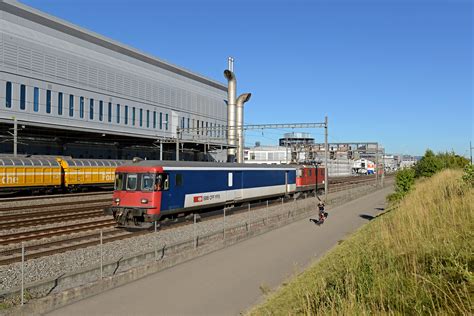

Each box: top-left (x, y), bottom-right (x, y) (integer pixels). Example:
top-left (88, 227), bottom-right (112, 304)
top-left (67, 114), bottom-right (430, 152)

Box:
top-left (22, 0), bottom-right (473, 156)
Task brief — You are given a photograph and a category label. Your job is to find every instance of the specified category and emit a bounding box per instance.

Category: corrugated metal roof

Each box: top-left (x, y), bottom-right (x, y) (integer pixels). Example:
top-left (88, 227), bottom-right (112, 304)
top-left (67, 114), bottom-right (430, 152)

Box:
top-left (0, 0), bottom-right (227, 92)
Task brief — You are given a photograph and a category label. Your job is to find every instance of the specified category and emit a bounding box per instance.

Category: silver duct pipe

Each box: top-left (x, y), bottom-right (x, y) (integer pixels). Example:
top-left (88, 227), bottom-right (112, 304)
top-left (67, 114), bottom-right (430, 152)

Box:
top-left (224, 69), bottom-right (236, 162)
top-left (236, 93), bottom-right (251, 163)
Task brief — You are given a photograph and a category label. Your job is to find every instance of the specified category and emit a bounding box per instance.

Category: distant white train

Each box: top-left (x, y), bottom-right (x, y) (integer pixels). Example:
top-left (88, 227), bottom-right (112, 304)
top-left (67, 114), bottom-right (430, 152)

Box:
top-left (353, 159), bottom-right (376, 175)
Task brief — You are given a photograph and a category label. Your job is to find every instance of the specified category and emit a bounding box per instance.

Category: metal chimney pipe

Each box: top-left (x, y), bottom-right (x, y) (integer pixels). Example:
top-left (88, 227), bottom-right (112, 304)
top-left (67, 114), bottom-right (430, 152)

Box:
top-left (227, 57), bottom-right (234, 72)
top-left (224, 69), bottom-right (236, 162)
top-left (236, 93), bottom-right (251, 163)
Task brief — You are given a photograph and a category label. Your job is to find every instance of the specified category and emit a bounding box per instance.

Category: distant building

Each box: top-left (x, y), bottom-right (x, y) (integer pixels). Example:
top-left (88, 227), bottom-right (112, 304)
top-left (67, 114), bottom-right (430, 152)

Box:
top-left (279, 132), bottom-right (314, 147)
top-left (244, 146), bottom-right (290, 164)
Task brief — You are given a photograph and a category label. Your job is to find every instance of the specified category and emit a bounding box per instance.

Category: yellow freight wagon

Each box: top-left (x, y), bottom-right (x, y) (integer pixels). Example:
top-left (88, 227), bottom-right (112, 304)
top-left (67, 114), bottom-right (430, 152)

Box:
top-left (57, 159), bottom-right (124, 189)
top-left (0, 157), bottom-right (62, 191)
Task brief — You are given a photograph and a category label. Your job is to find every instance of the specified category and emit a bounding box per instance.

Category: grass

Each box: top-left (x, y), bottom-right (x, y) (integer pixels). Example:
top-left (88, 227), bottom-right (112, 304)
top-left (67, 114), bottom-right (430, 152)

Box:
top-left (249, 169), bottom-right (473, 315)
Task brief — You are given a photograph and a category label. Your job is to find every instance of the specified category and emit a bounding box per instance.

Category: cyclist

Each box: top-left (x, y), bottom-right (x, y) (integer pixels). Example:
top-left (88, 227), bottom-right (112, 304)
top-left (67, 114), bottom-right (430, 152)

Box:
top-left (310, 200), bottom-right (327, 225)
top-left (318, 201), bottom-right (328, 223)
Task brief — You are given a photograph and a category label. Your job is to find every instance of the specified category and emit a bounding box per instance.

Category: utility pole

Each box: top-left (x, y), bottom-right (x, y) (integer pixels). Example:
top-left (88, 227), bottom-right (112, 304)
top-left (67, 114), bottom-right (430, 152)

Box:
top-left (13, 116), bottom-right (17, 157)
top-left (159, 140), bottom-right (163, 160)
top-left (324, 116), bottom-right (328, 202)
top-left (470, 141), bottom-right (473, 164)
top-left (381, 148), bottom-right (385, 187)
top-left (175, 128), bottom-right (180, 162)
top-left (376, 143), bottom-right (379, 187)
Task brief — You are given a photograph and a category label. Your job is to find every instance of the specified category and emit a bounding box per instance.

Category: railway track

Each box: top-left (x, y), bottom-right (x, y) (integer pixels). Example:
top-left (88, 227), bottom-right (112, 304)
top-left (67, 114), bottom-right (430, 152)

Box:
top-left (0, 191), bottom-right (112, 203)
top-left (0, 193), bottom-right (305, 265)
top-left (0, 198), bottom-right (111, 213)
top-left (0, 204), bottom-right (111, 229)
top-left (0, 175), bottom-right (392, 265)
top-left (0, 219), bottom-right (116, 245)
top-left (0, 229), bottom-right (147, 266)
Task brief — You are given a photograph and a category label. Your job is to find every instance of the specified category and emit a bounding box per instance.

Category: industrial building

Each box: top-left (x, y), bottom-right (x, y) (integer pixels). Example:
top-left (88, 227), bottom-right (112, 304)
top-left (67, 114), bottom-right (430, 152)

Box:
top-left (244, 145), bottom-right (290, 164)
top-left (0, 0), bottom-right (230, 160)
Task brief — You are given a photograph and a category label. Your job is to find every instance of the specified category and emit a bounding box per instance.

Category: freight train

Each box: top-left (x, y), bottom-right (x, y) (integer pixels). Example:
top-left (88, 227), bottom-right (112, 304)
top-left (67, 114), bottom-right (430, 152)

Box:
top-left (0, 157), bottom-right (125, 193)
top-left (105, 161), bottom-right (325, 228)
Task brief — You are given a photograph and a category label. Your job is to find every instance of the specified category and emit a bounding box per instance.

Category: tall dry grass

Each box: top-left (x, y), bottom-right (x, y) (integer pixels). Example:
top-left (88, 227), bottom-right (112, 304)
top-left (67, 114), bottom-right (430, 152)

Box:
top-left (250, 169), bottom-right (473, 315)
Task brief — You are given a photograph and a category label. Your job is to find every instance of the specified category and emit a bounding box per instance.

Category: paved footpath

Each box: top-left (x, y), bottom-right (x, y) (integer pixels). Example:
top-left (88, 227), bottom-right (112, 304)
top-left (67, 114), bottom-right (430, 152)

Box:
top-left (48, 186), bottom-right (392, 316)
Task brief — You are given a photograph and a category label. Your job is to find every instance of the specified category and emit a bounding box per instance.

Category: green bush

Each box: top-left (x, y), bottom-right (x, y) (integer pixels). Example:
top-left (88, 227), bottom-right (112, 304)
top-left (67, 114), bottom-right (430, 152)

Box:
top-left (388, 168), bottom-right (416, 202)
top-left (415, 149), bottom-right (469, 179)
top-left (462, 164), bottom-right (474, 187)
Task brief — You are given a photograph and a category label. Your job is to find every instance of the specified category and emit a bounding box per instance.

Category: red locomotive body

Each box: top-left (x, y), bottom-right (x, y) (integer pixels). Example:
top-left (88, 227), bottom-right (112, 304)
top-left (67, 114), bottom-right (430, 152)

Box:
top-left (295, 165), bottom-right (325, 195)
top-left (110, 165), bottom-right (164, 225)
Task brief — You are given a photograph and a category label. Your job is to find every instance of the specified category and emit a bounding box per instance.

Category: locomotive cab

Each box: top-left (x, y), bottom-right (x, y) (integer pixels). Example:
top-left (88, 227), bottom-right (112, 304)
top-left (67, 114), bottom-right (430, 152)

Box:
top-left (105, 170), bottom-right (168, 228)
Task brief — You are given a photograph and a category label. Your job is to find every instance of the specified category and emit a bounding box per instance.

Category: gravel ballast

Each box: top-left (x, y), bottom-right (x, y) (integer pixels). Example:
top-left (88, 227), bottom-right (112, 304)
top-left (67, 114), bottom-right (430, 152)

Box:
top-left (0, 182), bottom-right (391, 297)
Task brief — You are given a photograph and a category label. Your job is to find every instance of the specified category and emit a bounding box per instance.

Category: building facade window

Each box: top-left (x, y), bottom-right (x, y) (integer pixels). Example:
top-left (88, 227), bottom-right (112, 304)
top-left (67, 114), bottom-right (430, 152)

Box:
top-left (69, 95), bottom-right (74, 117)
top-left (32, 86), bottom-right (38, 112)
top-left (187, 118), bottom-right (190, 130)
top-left (197, 120), bottom-right (200, 135)
top-left (201, 121), bottom-right (204, 135)
top-left (58, 92), bottom-right (63, 115)
top-left (139, 108), bottom-right (143, 127)
top-left (153, 111), bottom-right (157, 129)
top-left (116, 104), bottom-right (120, 123)
top-left (159, 112), bottom-right (163, 129)
top-left (20, 84), bottom-right (26, 110)
top-left (89, 98), bottom-right (94, 120)
top-left (132, 107), bottom-right (136, 126)
top-left (124, 105), bottom-right (128, 125)
top-left (146, 110), bottom-right (150, 128)
top-left (79, 96), bottom-right (84, 118)
top-left (5, 81), bottom-right (12, 108)
top-left (108, 102), bottom-right (112, 122)
top-left (206, 122), bottom-right (208, 136)
top-left (46, 90), bottom-right (52, 114)
top-left (165, 113), bottom-right (169, 130)
top-left (99, 101), bottom-right (103, 121)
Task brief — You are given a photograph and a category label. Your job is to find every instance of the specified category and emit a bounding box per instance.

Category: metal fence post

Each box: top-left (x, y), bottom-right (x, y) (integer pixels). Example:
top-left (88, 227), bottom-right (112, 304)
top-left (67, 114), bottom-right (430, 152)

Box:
top-left (21, 242), bottom-right (24, 305)
top-left (223, 208), bottom-right (226, 241)
top-left (100, 230), bottom-right (103, 280)
top-left (247, 203), bottom-right (251, 230)
top-left (194, 214), bottom-right (197, 249)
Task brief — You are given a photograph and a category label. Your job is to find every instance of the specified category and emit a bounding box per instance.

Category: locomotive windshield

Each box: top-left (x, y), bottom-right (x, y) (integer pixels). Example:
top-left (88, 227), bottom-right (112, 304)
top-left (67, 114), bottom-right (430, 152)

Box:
top-left (141, 173), bottom-right (155, 192)
top-left (114, 173), bottom-right (169, 191)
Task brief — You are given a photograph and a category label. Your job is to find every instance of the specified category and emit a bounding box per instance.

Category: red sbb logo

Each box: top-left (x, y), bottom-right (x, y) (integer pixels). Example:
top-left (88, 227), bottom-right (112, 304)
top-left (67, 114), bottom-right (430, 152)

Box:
top-left (194, 196), bottom-right (203, 203)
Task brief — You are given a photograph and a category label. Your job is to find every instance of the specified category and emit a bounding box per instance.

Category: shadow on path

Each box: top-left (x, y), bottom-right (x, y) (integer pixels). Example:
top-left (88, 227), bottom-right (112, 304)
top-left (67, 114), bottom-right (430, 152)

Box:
top-left (359, 214), bottom-right (375, 221)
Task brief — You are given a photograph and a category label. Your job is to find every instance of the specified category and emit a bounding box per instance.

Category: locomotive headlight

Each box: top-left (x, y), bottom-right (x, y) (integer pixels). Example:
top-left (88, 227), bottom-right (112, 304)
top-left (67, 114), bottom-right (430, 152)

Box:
top-left (141, 198), bottom-right (148, 204)
top-left (115, 198), bottom-right (120, 203)
top-left (322, 180), bottom-right (325, 184)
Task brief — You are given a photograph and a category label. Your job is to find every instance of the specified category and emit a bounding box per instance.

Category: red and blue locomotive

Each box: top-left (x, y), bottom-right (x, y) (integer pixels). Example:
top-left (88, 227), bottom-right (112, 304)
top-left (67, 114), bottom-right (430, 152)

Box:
top-left (105, 161), bottom-right (298, 227)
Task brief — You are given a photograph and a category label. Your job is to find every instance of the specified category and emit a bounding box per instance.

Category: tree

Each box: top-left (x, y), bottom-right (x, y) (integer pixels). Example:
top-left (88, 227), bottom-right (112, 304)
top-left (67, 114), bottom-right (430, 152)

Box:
top-left (415, 149), bottom-right (443, 178)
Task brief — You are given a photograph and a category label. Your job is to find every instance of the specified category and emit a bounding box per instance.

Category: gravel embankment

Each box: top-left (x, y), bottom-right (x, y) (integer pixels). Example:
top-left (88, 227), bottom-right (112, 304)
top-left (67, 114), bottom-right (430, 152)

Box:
top-left (0, 182), bottom-right (390, 292)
